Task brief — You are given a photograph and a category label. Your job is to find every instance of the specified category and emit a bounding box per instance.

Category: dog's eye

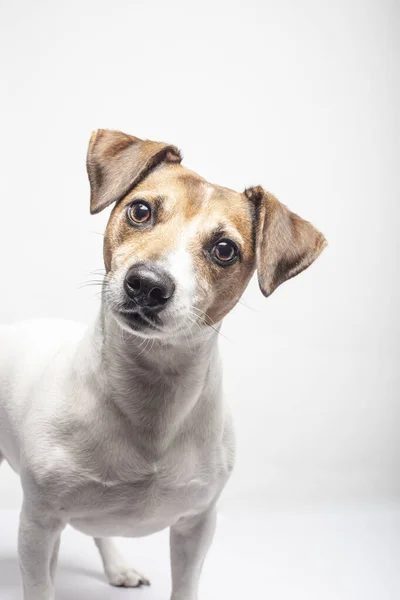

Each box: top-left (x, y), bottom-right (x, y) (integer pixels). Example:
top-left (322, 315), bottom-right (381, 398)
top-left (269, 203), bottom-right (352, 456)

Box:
top-left (211, 239), bottom-right (238, 265)
top-left (127, 201), bottom-right (151, 225)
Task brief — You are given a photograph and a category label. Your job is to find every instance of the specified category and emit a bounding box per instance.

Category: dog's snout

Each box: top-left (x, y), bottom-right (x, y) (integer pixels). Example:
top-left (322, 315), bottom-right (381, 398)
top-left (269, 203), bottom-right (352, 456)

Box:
top-left (124, 264), bottom-right (175, 310)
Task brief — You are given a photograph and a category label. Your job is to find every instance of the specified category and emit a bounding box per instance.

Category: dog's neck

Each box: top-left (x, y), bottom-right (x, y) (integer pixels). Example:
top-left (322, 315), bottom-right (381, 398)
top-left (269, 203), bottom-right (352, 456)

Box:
top-left (81, 305), bottom-right (223, 456)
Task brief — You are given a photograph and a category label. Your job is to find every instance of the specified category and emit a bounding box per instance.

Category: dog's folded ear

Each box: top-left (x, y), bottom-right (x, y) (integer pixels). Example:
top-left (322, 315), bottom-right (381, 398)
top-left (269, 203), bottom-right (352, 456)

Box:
top-left (87, 130), bottom-right (182, 214)
top-left (245, 186), bottom-right (327, 297)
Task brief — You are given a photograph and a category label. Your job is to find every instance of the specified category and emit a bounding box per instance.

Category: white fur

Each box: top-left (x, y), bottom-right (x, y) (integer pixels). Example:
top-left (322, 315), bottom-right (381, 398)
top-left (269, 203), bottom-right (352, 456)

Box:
top-left (162, 224), bottom-right (198, 315)
top-left (0, 303), bottom-right (235, 599)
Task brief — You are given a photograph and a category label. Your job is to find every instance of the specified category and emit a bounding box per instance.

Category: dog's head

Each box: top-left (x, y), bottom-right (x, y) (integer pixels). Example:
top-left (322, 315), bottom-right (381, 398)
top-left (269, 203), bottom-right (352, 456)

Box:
top-left (87, 130), bottom-right (326, 339)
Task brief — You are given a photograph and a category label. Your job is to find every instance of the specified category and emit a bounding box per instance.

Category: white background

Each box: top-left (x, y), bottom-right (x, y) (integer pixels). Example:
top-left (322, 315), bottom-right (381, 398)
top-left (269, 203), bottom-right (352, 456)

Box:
top-left (0, 1), bottom-right (399, 599)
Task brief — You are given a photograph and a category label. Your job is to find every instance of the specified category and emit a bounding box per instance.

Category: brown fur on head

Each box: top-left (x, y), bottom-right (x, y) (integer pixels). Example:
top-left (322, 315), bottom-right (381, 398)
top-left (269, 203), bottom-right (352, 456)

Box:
top-left (87, 130), bottom-right (326, 339)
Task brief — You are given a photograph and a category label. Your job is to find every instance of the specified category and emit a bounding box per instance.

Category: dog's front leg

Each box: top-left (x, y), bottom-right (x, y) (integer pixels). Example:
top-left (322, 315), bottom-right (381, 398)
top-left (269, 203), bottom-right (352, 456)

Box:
top-left (18, 501), bottom-right (65, 600)
top-left (170, 507), bottom-right (216, 600)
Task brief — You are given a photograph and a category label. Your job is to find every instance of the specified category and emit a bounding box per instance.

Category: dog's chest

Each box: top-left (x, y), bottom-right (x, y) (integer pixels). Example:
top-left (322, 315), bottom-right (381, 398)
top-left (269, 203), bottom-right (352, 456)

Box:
top-left (66, 448), bottom-right (225, 537)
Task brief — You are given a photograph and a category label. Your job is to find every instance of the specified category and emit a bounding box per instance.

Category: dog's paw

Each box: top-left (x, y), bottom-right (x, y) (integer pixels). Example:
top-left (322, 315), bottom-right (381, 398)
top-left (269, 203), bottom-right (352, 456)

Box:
top-left (107, 566), bottom-right (150, 588)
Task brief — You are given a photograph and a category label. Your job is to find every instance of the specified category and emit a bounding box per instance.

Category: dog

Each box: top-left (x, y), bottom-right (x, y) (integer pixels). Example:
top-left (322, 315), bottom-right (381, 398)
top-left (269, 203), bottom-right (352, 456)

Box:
top-left (0, 129), bottom-right (326, 600)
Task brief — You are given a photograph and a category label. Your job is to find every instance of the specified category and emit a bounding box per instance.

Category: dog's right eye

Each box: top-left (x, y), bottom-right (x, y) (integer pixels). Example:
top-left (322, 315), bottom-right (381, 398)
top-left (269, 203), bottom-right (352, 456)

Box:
top-left (127, 201), bottom-right (152, 225)
top-left (211, 239), bottom-right (239, 266)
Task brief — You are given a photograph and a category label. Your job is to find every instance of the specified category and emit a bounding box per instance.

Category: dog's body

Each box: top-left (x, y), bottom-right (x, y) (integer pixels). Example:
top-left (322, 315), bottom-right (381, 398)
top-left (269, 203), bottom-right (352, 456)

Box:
top-left (0, 130), bottom-right (326, 600)
top-left (0, 315), bottom-right (230, 531)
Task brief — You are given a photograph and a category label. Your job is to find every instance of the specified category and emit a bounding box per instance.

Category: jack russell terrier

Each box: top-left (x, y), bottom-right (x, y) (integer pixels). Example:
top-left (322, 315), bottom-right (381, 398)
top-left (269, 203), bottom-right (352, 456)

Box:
top-left (0, 130), bottom-right (326, 600)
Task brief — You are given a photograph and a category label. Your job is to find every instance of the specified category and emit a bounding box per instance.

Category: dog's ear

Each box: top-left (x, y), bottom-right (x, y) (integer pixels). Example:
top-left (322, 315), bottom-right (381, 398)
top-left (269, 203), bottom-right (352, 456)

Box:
top-left (245, 186), bottom-right (327, 297)
top-left (87, 129), bottom-right (182, 214)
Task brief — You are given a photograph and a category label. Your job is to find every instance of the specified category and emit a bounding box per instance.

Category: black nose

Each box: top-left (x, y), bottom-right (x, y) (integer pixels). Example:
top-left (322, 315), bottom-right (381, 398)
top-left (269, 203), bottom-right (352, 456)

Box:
top-left (124, 263), bottom-right (175, 310)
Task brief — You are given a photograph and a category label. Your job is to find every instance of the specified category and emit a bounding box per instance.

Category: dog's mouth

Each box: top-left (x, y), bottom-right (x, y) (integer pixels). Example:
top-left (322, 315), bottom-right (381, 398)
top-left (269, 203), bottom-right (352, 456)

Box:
top-left (114, 304), bottom-right (164, 334)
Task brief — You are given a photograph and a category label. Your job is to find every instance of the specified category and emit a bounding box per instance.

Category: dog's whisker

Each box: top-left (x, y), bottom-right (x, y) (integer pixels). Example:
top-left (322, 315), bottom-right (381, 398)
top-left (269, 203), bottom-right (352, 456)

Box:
top-left (189, 308), bottom-right (232, 342)
top-left (78, 273), bottom-right (110, 292)
top-left (237, 298), bottom-right (257, 311)
top-left (134, 336), bottom-right (152, 360)
top-left (79, 280), bottom-right (106, 286)
top-left (89, 269), bottom-right (107, 276)
top-left (179, 315), bottom-right (194, 349)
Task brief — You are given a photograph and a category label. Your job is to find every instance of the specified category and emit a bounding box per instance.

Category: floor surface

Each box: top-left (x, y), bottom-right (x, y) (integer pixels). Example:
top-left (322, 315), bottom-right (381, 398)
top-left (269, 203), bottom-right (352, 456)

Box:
top-left (0, 505), bottom-right (399, 599)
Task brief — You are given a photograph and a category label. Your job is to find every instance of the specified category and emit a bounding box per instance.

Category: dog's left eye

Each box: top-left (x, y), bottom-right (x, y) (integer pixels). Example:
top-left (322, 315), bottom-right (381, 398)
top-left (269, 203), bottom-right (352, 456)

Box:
top-left (211, 239), bottom-right (239, 265)
top-left (127, 201), bottom-right (151, 225)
